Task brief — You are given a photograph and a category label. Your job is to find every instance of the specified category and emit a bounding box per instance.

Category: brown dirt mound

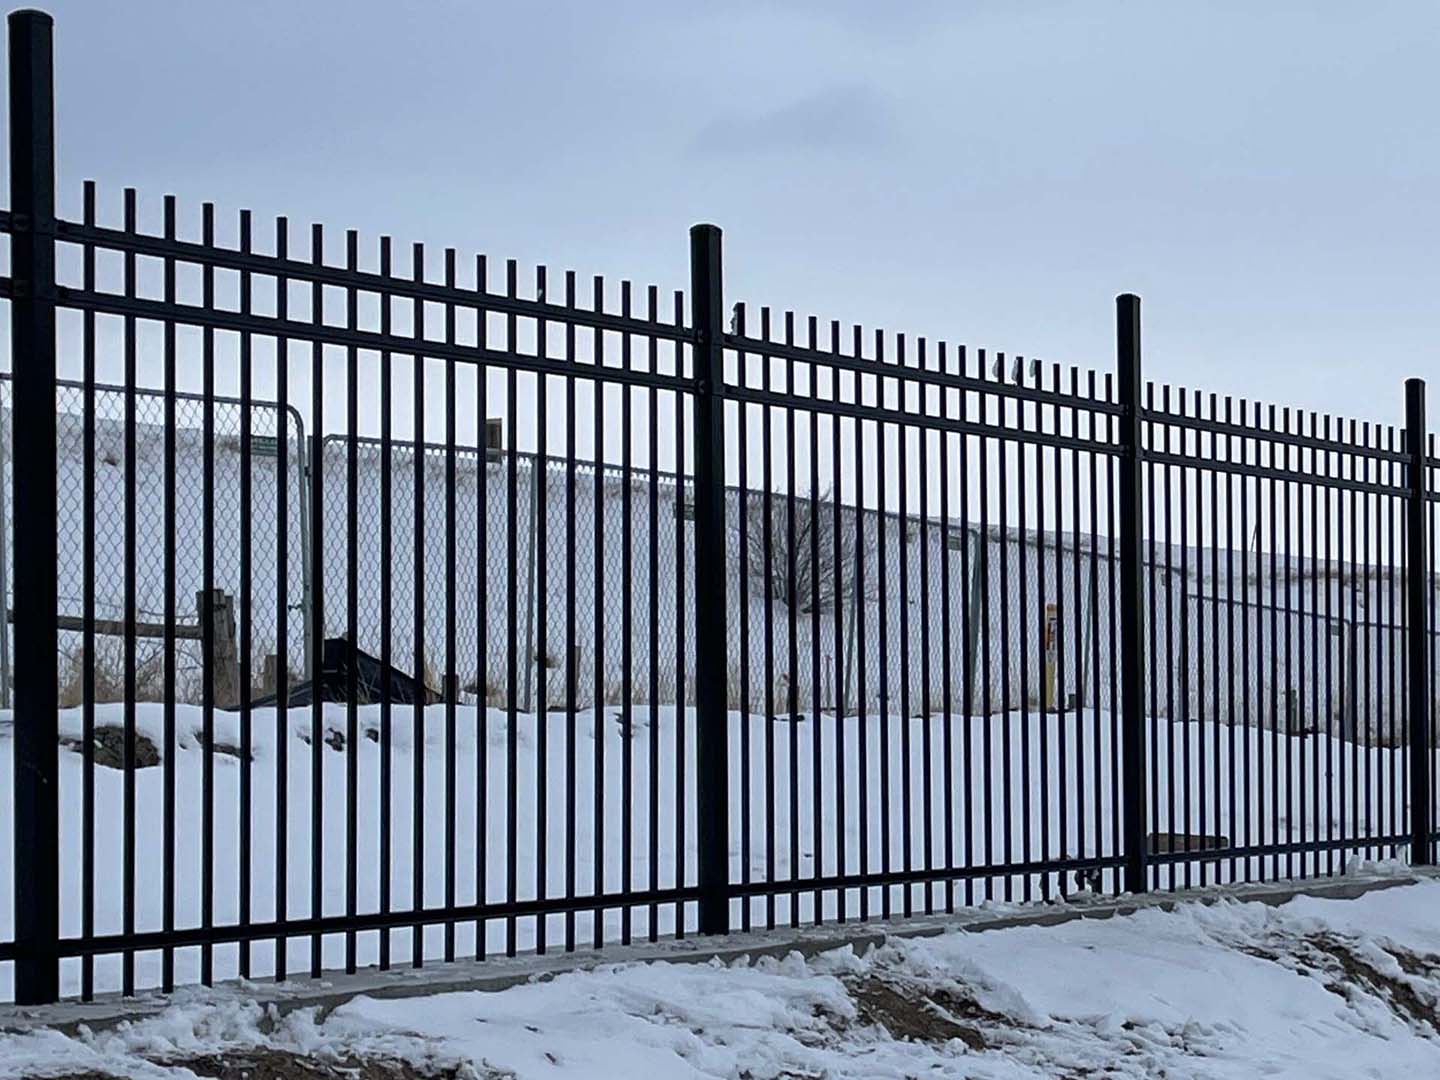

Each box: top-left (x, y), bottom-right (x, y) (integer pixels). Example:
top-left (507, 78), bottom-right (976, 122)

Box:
top-left (844, 973), bottom-right (1009, 1050)
top-left (38, 1047), bottom-right (497, 1080)
top-left (1241, 929), bottom-right (1440, 1033)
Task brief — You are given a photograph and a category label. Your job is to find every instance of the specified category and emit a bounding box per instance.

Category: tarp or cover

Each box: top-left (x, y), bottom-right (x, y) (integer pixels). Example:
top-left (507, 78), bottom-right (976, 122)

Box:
top-left (249, 637), bottom-right (441, 707)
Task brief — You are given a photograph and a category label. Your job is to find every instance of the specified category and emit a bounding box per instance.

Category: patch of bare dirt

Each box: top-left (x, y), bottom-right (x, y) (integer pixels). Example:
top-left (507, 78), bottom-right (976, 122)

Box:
top-left (842, 973), bottom-right (1009, 1050)
top-left (1240, 929), bottom-right (1440, 1033)
top-left (1308, 934), bottom-right (1440, 1031)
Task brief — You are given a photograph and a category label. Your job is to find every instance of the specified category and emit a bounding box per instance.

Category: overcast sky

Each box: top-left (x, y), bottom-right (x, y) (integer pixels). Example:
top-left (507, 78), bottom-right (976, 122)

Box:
top-left (19, 0), bottom-right (1440, 427)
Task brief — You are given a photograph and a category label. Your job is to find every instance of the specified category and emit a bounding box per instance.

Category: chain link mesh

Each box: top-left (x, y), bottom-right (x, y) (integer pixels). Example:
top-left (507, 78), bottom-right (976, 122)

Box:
top-left (3, 377), bottom-right (309, 706)
top-left (4, 377), bottom-right (1424, 739)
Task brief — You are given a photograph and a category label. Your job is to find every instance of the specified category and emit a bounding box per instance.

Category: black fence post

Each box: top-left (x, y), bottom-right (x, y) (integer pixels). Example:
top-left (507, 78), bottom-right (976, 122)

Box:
top-left (690, 223), bottom-right (730, 935)
top-left (1406, 377), bottom-right (1431, 864)
top-left (1116, 293), bottom-right (1148, 894)
top-left (9, 7), bottom-right (59, 1005)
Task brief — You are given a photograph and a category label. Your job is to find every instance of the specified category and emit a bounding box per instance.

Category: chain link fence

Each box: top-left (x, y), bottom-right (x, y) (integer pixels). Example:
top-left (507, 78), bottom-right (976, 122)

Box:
top-left (3, 380), bottom-right (1423, 731)
top-left (0, 375), bottom-right (311, 707)
top-left (317, 435), bottom-right (696, 710)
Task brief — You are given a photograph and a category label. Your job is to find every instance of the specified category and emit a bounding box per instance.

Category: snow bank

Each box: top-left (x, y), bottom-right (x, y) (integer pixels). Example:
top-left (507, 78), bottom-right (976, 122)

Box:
top-left (6, 880), bottom-right (1440, 1077)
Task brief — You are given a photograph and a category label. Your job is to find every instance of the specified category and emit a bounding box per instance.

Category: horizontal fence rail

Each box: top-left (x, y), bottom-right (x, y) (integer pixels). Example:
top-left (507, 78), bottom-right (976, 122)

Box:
top-left (0, 8), bottom-right (1435, 1006)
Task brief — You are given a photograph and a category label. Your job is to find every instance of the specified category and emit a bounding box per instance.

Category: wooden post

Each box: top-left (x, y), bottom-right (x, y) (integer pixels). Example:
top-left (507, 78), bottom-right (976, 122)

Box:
top-left (197, 589), bottom-right (240, 708)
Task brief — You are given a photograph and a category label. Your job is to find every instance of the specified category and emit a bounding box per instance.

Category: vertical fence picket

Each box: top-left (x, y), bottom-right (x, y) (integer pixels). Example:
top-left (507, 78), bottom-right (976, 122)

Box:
top-left (239, 210), bottom-right (255, 979)
top-left (377, 235), bottom-right (393, 971)
top-left (409, 242), bottom-right (426, 969)
top-left (81, 180), bottom-right (98, 1000)
top-left (534, 266), bottom-right (550, 954)
top-left (442, 248), bottom-right (457, 964)
top-left (274, 216), bottom-right (291, 982)
top-left (344, 230), bottom-right (360, 974)
top-left (309, 225), bottom-right (326, 978)
top-left (123, 189), bottom-right (139, 995)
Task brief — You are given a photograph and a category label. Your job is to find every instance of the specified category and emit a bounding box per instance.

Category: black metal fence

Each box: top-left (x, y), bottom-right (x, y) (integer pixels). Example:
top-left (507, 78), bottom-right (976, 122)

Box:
top-left (2, 9), bottom-right (1436, 1005)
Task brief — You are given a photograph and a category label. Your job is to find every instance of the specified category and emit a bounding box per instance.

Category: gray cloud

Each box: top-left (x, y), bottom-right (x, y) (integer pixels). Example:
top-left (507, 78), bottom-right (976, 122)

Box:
top-left (691, 84), bottom-right (895, 156)
top-left (15, 0), bottom-right (1440, 427)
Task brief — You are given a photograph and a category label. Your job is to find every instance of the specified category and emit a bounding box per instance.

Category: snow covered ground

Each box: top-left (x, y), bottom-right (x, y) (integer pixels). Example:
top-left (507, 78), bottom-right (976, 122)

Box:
top-left (0, 699), bottom-right (1416, 1002)
top-left (5, 878), bottom-right (1440, 1078)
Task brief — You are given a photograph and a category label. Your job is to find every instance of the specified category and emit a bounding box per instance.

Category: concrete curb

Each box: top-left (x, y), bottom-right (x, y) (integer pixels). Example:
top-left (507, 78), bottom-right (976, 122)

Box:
top-left (5, 866), bottom-right (1435, 1035)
